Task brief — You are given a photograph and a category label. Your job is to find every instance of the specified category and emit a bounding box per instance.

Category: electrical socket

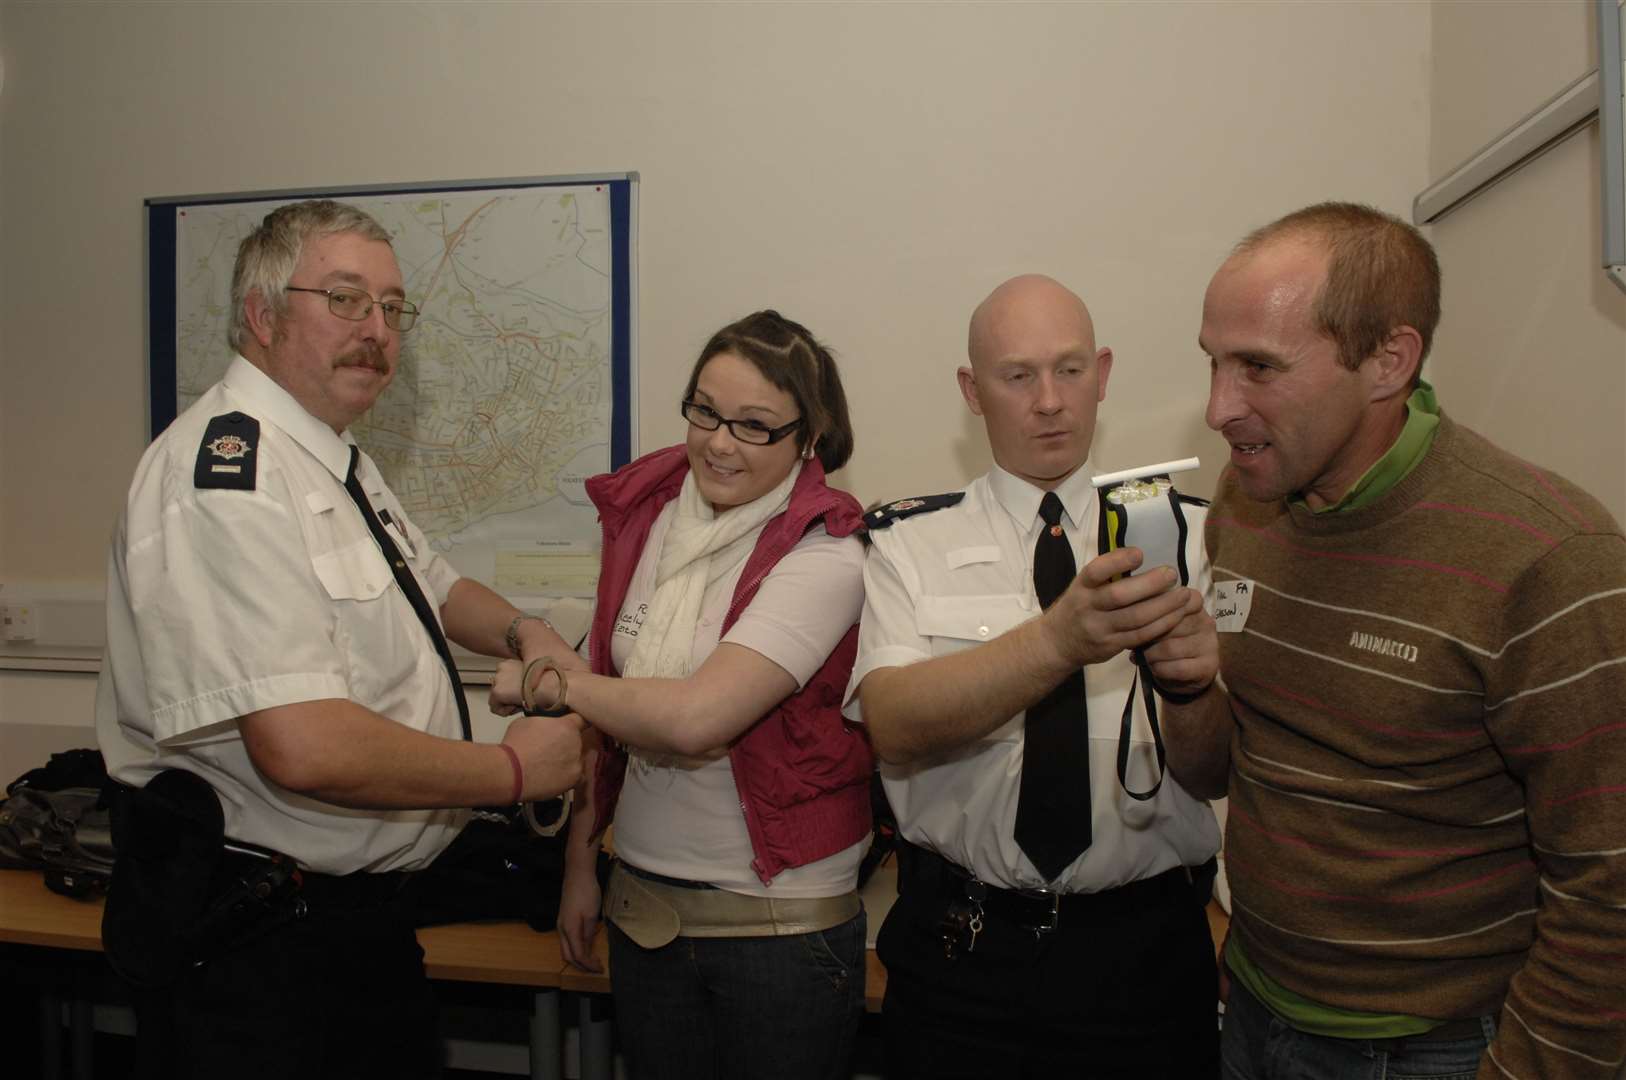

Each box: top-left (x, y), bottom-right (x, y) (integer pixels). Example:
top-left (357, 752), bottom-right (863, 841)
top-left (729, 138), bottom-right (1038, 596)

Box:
top-left (2, 602), bottom-right (36, 642)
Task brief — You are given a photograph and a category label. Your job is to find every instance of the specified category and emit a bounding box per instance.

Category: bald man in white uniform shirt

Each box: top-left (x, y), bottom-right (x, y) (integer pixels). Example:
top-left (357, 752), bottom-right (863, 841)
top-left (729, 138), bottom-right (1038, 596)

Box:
top-left (846, 275), bottom-right (1229, 1079)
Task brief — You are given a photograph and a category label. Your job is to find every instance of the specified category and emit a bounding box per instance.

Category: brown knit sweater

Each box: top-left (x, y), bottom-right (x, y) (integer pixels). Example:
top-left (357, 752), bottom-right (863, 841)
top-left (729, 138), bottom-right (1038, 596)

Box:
top-left (1207, 414), bottom-right (1626, 1080)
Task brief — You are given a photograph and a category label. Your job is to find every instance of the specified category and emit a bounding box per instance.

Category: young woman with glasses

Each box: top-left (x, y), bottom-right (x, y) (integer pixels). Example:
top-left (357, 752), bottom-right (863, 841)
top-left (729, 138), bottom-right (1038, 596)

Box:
top-left (491, 310), bottom-right (871, 1080)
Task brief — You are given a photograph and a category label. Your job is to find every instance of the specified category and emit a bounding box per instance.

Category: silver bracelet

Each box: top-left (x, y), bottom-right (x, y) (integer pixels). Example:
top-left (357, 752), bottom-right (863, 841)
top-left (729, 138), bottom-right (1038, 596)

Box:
top-left (504, 614), bottom-right (554, 659)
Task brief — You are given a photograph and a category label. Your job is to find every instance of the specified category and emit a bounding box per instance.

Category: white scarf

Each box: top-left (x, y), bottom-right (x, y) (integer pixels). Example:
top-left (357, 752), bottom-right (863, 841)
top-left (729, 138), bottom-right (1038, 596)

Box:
top-left (622, 460), bottom-right (803, 682)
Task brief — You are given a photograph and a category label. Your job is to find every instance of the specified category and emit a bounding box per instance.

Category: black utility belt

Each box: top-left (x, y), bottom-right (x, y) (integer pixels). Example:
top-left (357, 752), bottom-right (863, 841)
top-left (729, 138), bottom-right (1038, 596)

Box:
top-left (103, 771), bottom-right (416, 989)
top-left (899, 840), bottom-right (1214, 932)
top-left (219, 842), bottom-right (410, 909)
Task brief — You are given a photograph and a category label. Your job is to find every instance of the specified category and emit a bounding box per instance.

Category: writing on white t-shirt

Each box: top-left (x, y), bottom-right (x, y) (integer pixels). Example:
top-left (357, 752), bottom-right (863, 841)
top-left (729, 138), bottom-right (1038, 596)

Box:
top-left (614, 602), bottom-right (648, 642)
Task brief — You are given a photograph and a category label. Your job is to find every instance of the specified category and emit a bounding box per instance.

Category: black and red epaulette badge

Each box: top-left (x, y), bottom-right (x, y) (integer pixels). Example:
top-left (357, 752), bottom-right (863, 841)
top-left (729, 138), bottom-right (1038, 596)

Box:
top-left (194, 412), bottom-right (260, 490)
top-left (863, 492), bottom-right (965, 531)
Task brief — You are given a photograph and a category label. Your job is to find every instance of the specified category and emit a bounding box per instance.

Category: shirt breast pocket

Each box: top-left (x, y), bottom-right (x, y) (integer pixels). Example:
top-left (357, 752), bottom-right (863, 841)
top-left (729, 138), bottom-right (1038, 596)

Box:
top-left (914, 594), bottom-right (1033, 658)
top-left (310, 537), bottom-right (393, 603)
top-left (914, 594), bottom-right (1032, 743)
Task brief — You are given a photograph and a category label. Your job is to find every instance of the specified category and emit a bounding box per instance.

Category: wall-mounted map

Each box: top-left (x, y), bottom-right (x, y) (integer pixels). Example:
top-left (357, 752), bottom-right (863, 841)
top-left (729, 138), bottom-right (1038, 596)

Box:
top-left (147, 176), bottom-right (637, 611)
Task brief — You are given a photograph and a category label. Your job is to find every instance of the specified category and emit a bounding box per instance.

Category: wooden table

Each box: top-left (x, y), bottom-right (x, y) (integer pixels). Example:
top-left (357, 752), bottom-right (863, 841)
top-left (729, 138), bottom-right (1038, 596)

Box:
top-left (0, 867), bottom-right (892, 1079)
top-left (1208, 896), bottom-right (1230, 958)
top-left (0, 868), bottom-right (106, 952)
top-left (0, 869), bottom-right (581, 1080)
top-left (3, 866), bottom-right (1231, 1079)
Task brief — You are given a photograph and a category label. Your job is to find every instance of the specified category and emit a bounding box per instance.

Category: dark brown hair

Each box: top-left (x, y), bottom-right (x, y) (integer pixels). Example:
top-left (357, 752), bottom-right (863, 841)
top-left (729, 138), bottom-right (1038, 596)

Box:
top-left (682, 310), bottom-right (854, 472)
top-left (1239, 202), bottom-right (1440, 380)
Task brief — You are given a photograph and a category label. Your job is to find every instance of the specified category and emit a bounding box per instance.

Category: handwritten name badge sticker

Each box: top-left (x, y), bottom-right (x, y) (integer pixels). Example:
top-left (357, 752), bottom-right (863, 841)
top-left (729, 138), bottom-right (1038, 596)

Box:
top-left (1211, 579), bottom-right (1254, 633)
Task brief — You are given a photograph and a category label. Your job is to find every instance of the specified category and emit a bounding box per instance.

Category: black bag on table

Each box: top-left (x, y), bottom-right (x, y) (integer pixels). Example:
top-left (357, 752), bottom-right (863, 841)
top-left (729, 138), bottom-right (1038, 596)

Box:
top-left (407, 802), bottom-right (604, 932)
top-left (0, 748), bottom-right (115, 899)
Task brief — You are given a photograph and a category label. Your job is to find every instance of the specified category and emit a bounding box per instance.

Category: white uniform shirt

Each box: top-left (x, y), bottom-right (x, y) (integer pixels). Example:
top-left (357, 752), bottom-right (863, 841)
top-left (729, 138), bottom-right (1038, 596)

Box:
top-left (843, 464), bottom-right (1220, 893)
top-left (96, 356), bottom-right (468, 875)
top-left (610, 502), bottom-right (868, 897)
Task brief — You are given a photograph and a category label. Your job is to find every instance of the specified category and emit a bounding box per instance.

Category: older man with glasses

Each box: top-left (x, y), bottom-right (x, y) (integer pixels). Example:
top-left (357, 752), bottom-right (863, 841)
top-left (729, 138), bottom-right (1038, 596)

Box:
top-left (95, 198), bottom-right (589, 1079)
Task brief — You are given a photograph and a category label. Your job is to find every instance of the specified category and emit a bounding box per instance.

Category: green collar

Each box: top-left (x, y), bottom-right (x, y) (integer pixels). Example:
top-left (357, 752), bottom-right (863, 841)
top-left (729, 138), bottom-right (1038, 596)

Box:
top-left (1302, 380), bottom-right (1439, 514)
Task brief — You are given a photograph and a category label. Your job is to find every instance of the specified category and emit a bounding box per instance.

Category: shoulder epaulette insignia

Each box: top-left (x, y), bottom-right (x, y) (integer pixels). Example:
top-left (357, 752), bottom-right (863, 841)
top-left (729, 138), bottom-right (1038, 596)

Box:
top-left (864, 492), bottom-right (965, 529)
top-left (194, 412), bottom-right (260, 490)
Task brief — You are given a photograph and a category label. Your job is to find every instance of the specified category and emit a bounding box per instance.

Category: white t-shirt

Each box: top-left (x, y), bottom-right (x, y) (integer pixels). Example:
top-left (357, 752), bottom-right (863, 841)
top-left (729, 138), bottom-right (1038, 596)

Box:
top-left (609, 502), bottom-right (868, 897)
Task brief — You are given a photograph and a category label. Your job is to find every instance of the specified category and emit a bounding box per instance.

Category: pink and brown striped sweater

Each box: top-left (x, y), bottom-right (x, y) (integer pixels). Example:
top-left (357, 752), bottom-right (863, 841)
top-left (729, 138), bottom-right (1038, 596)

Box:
top-left (1208, 413), bottom-right (1626, 1080)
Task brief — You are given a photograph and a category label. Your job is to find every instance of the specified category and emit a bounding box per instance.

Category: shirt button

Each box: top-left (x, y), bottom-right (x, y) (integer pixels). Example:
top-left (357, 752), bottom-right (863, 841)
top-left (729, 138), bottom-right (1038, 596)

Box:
top-left (977, 625), bottom-right (990, 638)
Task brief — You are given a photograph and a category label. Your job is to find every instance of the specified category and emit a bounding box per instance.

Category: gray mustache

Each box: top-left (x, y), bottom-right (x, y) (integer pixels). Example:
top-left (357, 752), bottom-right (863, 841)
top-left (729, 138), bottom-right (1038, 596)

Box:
top-left (339, 346), bottom-right (388, 372)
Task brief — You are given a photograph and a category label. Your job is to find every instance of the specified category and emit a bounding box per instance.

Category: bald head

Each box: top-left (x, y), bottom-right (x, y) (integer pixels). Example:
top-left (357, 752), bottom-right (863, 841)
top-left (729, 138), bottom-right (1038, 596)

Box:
top-left (958, 274), bottom-right (1113, 489)
top-left (968, 274), bottom-right (1097, 371)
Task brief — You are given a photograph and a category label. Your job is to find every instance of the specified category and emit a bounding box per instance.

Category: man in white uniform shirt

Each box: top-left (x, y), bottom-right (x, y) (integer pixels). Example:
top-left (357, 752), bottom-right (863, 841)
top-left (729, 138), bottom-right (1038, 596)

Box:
top-left (846, 275), bottom-right (1229, 1077)
top-left (96, 200), bottom-right (587, 1080)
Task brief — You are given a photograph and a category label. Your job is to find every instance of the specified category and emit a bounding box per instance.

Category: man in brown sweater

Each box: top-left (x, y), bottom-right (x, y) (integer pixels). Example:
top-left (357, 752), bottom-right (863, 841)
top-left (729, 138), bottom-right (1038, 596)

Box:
top-left (1181, 202), bottom-right (1626, 1080)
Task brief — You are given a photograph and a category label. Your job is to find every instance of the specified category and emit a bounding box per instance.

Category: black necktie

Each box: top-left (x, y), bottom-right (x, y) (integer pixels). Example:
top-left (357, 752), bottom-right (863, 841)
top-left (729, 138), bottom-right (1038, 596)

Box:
top-left (1013, 491), bottom-right (1092, 881)
top-left (343, 445), bottom-right (471, 741)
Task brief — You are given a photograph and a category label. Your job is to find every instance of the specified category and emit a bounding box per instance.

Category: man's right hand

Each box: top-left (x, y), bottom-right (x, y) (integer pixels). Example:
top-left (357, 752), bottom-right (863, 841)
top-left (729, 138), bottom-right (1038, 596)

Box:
top-left (501, 712), bottom-right (587, 800)
top-left (1043, 546), bottom-right (1197, 668)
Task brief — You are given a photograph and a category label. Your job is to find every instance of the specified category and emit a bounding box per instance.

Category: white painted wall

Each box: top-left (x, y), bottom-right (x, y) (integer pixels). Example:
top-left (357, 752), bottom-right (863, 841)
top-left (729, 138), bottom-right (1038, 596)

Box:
top-left (1426, 0), bottom-right (1626, 525)
top-left (4, 0), bottom-right (1440, 772)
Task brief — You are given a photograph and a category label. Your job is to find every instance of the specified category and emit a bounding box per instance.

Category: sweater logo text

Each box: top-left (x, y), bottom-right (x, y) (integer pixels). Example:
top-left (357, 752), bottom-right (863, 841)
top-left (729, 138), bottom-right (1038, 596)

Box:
top-left (1349, 631), bottom-right (1418, 663)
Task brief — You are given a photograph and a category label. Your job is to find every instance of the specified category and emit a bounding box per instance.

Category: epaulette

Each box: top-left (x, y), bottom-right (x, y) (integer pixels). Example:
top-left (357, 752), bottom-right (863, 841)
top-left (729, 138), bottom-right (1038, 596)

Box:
top-left (864, 492), bottom-right (965, 530)
top-left (194, 412), bottom-right (260, 490)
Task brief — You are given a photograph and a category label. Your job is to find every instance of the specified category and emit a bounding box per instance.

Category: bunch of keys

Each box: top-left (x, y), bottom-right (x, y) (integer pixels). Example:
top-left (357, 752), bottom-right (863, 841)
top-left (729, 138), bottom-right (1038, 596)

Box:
top-left (937, 879), bottom-right (987, 959)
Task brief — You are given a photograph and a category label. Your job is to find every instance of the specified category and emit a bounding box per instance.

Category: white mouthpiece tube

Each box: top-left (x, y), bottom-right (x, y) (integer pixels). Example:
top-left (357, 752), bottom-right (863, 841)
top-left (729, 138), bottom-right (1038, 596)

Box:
top-left (1090, 457), bottom-right (1201, 489)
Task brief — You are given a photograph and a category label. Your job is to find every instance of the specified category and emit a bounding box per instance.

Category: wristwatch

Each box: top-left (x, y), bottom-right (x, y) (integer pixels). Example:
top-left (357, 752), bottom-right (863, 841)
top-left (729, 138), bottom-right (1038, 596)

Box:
top-left (504, 614), bottom-right (555, 659)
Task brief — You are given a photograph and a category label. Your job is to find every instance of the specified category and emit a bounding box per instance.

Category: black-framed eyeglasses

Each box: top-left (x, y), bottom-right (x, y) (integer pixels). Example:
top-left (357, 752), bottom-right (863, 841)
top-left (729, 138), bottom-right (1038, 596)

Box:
top-left (680, 400), bottom-right (804, 446)
top-left (285, 285), bottom-right (420, 332)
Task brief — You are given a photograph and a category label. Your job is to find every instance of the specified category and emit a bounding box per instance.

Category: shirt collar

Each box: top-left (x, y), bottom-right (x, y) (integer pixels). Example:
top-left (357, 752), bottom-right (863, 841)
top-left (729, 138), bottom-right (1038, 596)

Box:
top-left (1305, 379), bottom-right (1441, 514)
top-left (222, 355), bottom-right (357, 483)
top-left (988, 460), bottom-right (1099, 534)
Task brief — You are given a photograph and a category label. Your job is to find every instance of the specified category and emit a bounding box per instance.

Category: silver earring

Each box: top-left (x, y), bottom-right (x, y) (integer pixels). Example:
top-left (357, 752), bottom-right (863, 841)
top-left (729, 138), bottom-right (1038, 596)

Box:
top-left (802, 443), bottom-right (816, 460)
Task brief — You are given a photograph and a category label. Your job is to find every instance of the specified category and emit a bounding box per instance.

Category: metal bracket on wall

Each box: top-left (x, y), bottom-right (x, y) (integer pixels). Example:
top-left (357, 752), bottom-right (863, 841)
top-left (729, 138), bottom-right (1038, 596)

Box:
top-left (1412, 69), bottom-right (1599, 226)
top-left (1414, 0), bottom-right (1626, 297)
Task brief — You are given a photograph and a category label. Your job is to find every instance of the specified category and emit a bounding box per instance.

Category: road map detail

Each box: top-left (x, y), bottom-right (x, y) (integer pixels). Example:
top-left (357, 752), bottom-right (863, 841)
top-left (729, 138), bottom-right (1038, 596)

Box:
top-left (174, 186), bottom-right (615, 600)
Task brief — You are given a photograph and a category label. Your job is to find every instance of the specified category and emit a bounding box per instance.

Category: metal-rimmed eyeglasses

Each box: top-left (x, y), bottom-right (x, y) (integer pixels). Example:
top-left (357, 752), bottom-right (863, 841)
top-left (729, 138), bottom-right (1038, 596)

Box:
top-left (680, 400), bottom-right (804, 446)
top-left (285, 285), bottom-right (420, 332)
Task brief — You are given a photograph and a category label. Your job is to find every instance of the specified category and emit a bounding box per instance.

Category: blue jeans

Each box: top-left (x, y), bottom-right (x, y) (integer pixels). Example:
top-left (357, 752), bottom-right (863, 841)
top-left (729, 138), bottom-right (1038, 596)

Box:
top-left (607, 910), bottom-right (866, 1080)
top-left (1222, 976), bottom-right (1496, 1080)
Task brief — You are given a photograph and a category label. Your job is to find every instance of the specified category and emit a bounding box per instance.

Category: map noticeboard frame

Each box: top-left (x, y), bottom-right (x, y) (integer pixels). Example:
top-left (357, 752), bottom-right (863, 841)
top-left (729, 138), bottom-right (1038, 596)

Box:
top-left (144, 174), bottom-right (637, 677)
top-left (145, 172), bottom-right (636, 458)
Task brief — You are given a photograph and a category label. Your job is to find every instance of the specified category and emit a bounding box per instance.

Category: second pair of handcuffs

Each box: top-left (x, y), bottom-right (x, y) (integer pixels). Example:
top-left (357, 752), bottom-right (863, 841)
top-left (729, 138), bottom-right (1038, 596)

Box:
top-left (517, 656), bottom-right (574, 838)
top-left (1092, 457), bottom-right (1206, 802)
